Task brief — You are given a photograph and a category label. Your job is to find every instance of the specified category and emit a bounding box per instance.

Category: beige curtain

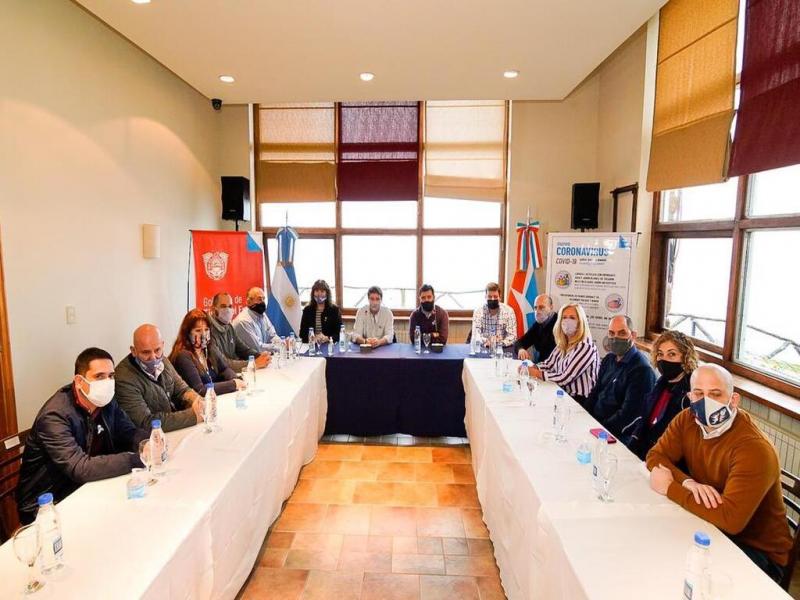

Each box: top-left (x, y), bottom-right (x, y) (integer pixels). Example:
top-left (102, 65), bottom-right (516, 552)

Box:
top-left (424, 101), bottom-right (507, 202)
top-left (646, 0), bottom-right (739, 192)
top-left (257, 103), bottom-right (336, 203)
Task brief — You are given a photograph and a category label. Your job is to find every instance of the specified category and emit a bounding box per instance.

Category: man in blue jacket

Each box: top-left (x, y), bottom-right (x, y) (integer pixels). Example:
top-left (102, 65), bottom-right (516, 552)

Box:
top-left (16, 347), bottom-right (150, 523)
top-left (585, 315), bottom-right (656, 436)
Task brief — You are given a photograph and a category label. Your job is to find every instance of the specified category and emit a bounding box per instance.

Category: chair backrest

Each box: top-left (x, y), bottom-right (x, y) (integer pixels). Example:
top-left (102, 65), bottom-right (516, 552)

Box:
top-left (0, 429), bottom-right (29, 543)
top-left (780, 468), bottom-right (800, 590)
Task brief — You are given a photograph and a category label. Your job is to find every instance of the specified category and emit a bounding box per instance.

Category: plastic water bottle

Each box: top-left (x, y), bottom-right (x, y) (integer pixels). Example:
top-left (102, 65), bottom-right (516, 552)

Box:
top-left (308, 328), bottom-right (316, 356)
top-left (35, 493), bottom-right (64, 573)
top-left (494, 343), bottom-right (503, 377)
top-left (287, 333), bottom-right (296, 360)
top-left (684, 531), bottom-right (712, 599)
top-left (150, 419), bottom-right (167, 475)
top-left (553, 389), bottom-right (568, 442)
top-left (328, 337), bottom-right (334, 355)
top-left (339, 325), bottom-right (347, 353)
top-left (414, 326), bottom-right (422, 354)
top-left (591, 430), bottom-right (609, 495)
top-left (203, 383), bottom-right (217, 433)
top-left (469, 328), bottom-right (479, 355)
top-left (246, 355), bottom-right (256, 395)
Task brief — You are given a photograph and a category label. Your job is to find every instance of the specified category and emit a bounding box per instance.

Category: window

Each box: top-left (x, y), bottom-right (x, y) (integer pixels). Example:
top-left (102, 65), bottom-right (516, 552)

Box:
top-left (424, 197), bottom-right (501, 229)
top-left (423, 236), bottom-right (500, 310)
top-left (747, 165), bottom-right (800, 217)
top-left (267, 238), bottom-right (336, 303)
top-left (659, 180), bottom-right (738, 223)
top-left (261, 202), bottom-right (336, 228)
top-left (341, 236), bottom-right (416, 309)
top-left (341, 201), bottom-right (417, 229)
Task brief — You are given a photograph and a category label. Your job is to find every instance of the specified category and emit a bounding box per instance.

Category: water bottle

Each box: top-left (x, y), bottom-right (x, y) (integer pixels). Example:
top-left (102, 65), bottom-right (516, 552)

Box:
top-left (339, 325), bottom-right (347, 353)
top-left (591, 430), bottom-right (609, 494)
top-left (308, 328), bottom-right (316, 356)
top-left (493, 343), bottom-right (503, 377)
top-left (684, 531), bottom-right (712, 599)
top-left (246, 355), bottom-right (256, 395)
top-left (150, 418), bottom-right (167, 475)
top-left (553, 389), bottom-right (566, 441)
top-left (414, 325), bottom-right (422, 354)
top-left (35, 493), bottom-right (64, 573)
top-left (328, 337), bottom-right (334, 355)
top-left (203, 383), bottom-right (217, 433)
top-left (288, 333), bottom-right (296, 360)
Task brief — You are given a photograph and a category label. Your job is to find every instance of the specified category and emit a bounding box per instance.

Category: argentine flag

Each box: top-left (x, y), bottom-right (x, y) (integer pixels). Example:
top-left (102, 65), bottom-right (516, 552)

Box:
top-left (267, 226), bottom-right (301, 336)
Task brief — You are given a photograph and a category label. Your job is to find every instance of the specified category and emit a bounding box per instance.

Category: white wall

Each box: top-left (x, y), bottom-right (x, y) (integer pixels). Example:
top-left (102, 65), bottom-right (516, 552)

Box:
top-left (0, 0), bottom-right (226, 428)
top-left (215, 104), bottom-right (253, 231)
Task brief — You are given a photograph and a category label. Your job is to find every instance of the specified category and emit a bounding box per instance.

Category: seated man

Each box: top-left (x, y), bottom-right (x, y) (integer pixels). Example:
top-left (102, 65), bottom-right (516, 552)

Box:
top-left (586, 315), bottom-right (655, 431)
top-left (115, 324), bottom-right (204, 432)
top-left (232, 287), bottom-right (282, 353)
top-left (16, 348), bottom-right (150, 524)
top-left (514, 294), bottom-right (557, 362)
top-left (352, 286), bottom-right (394, 347)
top-left (207, 292), bottom-right (270, 371)
top-left (408, 284), bottom-right (449, 345)
top-left (647, 364), bottom-right (792, 583)
top-left (471, 282), bottom-right (516, 348)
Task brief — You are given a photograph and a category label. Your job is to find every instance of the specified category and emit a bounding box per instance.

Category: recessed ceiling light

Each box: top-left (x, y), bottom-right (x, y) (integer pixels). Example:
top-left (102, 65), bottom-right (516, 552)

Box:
top-left (360, 72), bottom-right (375, 82)
top-left (219, 75), bottom-right (235, 84)
top-left (503, 70), bottom-right (520, 79)
top-left (131, 0), bottom-right (151, 4)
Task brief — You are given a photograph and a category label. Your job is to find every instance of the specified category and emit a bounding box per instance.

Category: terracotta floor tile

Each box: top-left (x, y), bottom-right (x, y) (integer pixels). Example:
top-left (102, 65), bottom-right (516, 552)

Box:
top-left (265, 531), bottom-right (295, 549)
top-left (467, 538), bottom-right (494, 557)
top-left (284, 548), bottom-right (340, 571)
top-left (259, 548), bottom-right (288, 568)
top-left (291, 533), bottom-right (344, 554)
top-left (415, 463), bottom-right (455, 483)
top-left (420, 574), bottom-right (480, 600)
top-left (290, 479), bottom-right (356, 504)
top-left (300, 460), bottom-right (342, 479)
top-left (274, 503), bottom-right (329, 533)
top-left (394, 447), bottom-right (433, 463)
top-left (300, 570), bottom-right (363, 600)
top-left (323, 504), bottom-right (371, 535)
top-left (393, 535), bottom-right (419, 554)
top-left (377, 462), bottom-right (417, 482)
top-left (460, 509), bottom-right (490, 539)
top-left (416, 507), bottom-right (466, 538)
top-left (354, 481), bottom-right (396, 504)
top-left (436, 484), bottom-right (481, 508)
top-left (239, 568), bottom-right (309, 600)
top-left (316, 444), bottom-right (364, 461)
top-left (342, 534), bottom-right (394, 553)
top-left (393, 482), bottom-right (437, 507)
top-left (362, 572), bottom-right (421, 600)
top-left (370, 506), bottom-right (418, 536)
top-left (392, 553), bottom-right (446, 575)
top-left (417, 537), bottom-right (443, 555)
top-left (337, 550), bottom-right (393, 573)
top-left (444, 555), bottom-right (499, 578)
top-left (442, 537), bottom-right (469, 556)
top-left (338, 460), bottom-right (381, 480)
top-left (475, 575), bottom-right (507, 600)
top-left (362, 445), bottom-right (399, 461)
top-left (432, 447), bottom-right (472, 465)
top-left (451, 464), bottom-right (476, 484)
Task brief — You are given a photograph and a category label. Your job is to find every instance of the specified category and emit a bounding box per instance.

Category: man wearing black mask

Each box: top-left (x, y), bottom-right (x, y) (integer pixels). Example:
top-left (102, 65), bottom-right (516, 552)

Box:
top-left (408, 284), bottom-right (449, 345)
top-left (232, 287), bottom-right (282, 352)
top-left (585, 315), bottom-right (656, 436)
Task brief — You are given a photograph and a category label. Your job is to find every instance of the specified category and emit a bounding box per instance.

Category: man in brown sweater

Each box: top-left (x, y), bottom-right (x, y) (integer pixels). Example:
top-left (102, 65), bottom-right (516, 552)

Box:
top-left (647, 364), bottom-right (792, 583)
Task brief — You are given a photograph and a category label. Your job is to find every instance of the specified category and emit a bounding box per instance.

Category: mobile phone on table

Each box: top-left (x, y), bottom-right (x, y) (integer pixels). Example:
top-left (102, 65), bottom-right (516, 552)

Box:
top-left (589, 428), bottom-right (617, 443)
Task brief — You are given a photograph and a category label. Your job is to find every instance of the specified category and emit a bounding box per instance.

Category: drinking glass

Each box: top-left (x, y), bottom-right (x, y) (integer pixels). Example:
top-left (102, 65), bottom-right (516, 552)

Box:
top-left (503, 352), bottom-right (512, 377)
top-left (13, 523), bottom-right (44, 595)
top-left (138, 439), bottom-right (157, 485)
top-left (422, 333), bottom-right (431, 354)
top-left (294, 337), bottom-right (303, 357)
top-left (599, 454), bottom-right (618, 502)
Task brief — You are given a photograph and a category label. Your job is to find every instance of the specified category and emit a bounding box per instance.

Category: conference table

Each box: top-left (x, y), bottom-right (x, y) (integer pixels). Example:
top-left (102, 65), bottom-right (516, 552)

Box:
top-left (463, 357), bottom-right (792, 600)
top-left (0, 358), bottom-right (327, 600)
top-left (321, 342), bottom-right (476, 438)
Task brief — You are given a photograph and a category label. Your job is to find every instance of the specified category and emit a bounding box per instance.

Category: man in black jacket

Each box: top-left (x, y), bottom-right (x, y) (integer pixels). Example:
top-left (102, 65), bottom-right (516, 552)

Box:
top-left (16, 348), bottom-right (150, 523)
top-left (514, 294), bottom-right (557, 362)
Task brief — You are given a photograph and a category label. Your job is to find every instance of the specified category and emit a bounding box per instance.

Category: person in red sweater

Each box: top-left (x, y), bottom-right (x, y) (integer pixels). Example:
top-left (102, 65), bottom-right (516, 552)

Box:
top-left (647, 364), bottom-right (792, 583)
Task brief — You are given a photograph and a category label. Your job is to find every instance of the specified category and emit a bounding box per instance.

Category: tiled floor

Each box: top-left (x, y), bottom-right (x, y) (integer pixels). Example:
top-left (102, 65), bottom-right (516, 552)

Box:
top-left (237, 444), bottom-right (506, 600)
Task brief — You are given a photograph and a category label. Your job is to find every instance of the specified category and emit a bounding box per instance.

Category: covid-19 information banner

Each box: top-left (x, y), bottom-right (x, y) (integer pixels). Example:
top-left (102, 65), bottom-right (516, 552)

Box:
top-left (545, 232), bottom-right (636, 346)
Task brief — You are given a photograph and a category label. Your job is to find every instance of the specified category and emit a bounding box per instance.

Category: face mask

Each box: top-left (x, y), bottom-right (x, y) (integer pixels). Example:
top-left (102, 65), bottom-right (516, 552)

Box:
top-left (216, 307), bottom-right (234, 325)
top-left (315, 295), bottom-right (327, 304)
top-left (608, 337), bottom-right (632, 357)
top-left (138, 356), bottom-right (164, 378)
top-left (192, 331), bottom-right (210, 349)
top-left (487, 299), bottom-right (500, 310)
top-left (250, 302), bottom-right (267, 315)
top-left (657, 359), bottom-right (684, 380)
top-left (421, 301), bottom-right (434, 313)
top-left (690, 396), bottom-right (734, 428)
top-left (535, 310), bottom-right (551, 324)
top-left (561, 319), bottom-right (579, 337)
top-left (80, 376), bottom-right (115, 408)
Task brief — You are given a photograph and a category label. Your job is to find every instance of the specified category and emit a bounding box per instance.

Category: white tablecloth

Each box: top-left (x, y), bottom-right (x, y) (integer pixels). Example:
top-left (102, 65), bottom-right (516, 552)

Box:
top-left (0, 358), bottom-right (327, 600)
top-left (463, 358), bottom-right (791, 600)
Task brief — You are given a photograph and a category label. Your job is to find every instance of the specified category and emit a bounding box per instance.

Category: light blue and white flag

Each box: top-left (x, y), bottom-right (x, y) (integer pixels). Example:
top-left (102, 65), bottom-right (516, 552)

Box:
top-left (267, 226), bottom-right (301, 336)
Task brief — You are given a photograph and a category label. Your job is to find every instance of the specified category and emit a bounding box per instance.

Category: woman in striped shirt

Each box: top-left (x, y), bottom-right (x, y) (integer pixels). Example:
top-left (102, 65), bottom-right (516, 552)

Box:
top-left (527, 303), bottom-right (599, 405)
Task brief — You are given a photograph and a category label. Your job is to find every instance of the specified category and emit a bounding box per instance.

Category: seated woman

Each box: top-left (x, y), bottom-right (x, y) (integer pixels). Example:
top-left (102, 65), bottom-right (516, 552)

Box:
top-left (527, 303), bottom-right (599, 407)
top-left (299, 279), bottom-right (343, 343)
top-left (170, 309), bottom-right (245, 396)
top-left (621, 330), bottom-right (697, 460)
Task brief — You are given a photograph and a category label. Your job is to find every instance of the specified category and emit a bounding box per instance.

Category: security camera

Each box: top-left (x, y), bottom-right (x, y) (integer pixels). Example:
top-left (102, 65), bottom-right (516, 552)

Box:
top-left (211, 98), bottom-right (222, 111)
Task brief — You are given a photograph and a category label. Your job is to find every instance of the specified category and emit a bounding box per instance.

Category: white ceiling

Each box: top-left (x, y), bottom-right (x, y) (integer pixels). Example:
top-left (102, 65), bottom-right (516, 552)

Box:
top-left (75, 0), bottom-right (665, 103)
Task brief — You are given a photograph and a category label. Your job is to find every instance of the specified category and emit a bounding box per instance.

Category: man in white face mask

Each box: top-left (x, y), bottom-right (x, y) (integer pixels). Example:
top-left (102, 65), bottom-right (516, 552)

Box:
top-left (16, 348), bottom-right (151, 524)
top-left (207, 292), bottom-right (270, 370)
top-left (647, 364), bottom-right (792, 583)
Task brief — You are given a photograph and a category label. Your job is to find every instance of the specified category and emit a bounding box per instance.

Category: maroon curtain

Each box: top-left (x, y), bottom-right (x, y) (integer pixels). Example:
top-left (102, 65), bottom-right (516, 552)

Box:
top-left (728, 0), bottom-right (800, 176)
top-left (337, 102), bottom-right (420, 201)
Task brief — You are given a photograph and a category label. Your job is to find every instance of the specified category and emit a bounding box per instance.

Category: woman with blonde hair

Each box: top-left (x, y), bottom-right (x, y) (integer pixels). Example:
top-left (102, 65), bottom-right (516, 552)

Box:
top-left (527, 303), bottom-right (599, 406)
top-left (620, 329), bottom-right (698, 459)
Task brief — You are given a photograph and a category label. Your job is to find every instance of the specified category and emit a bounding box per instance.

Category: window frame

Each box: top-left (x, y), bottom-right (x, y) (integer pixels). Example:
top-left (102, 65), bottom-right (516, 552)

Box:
top-left (254, 102), bottom-right (508, 319)
top-left (646, 177), bottom-right (800, 398)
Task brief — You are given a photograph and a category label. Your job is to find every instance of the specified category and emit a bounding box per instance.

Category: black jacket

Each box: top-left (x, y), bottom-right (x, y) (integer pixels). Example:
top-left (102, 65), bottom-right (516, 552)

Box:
top-left (16, 385), bottom-right (149, 523)
top-left (300, 303), bottom-right (343, 342)
top-left (620, 373), bottom-right (691, 460)
top-left (171, 346), bottom-right (239, 396)
top-left (513, 313), bottom-right (557, 362)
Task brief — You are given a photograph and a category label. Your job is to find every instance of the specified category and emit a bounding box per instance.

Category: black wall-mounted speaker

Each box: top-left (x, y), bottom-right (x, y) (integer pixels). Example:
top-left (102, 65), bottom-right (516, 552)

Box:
top-left (221, 176), bottom-right (251, 222)
top-left (571, 182), bottom-right (600, 229)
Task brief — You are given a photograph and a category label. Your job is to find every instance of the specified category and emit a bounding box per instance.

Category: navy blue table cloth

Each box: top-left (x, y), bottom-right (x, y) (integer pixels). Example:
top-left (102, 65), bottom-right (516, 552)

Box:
top-left (314, 342), bottom-right (481, 437)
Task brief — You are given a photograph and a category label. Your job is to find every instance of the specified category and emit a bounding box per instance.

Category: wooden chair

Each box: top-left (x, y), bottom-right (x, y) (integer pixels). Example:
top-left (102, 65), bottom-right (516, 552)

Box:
top-left (780, 468), bottom-right (800, 590)
top-left (0, 429), bottom-right (29, 543)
